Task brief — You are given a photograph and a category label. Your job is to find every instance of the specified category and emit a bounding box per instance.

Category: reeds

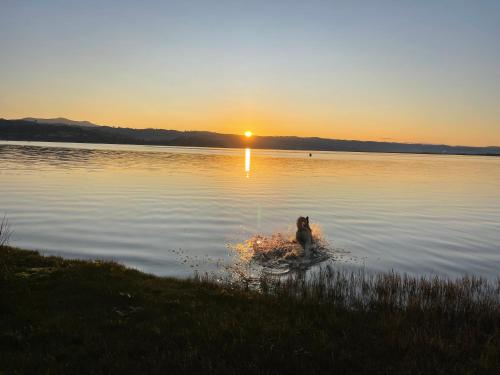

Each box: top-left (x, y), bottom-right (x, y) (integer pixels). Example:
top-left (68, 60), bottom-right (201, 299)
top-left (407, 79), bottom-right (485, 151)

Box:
top-left (0, 214), bottom-right (12, 247)
top-left (0, 216), bottom-right (12, 247)
top-left (0, 215), bottom-right (13, 274)
top-left (254, 265), bottom-right (500, 315)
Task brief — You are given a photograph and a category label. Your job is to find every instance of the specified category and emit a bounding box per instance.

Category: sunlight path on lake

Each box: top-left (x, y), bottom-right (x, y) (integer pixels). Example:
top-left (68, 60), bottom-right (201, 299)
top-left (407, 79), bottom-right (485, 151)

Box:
top-left (245, 148), bottom-right (251, 177)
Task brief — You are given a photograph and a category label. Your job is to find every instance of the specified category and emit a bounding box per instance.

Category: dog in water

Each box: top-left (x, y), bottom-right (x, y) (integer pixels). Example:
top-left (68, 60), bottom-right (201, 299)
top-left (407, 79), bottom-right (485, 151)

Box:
top-left (296, 216), bottom-right (313, 256)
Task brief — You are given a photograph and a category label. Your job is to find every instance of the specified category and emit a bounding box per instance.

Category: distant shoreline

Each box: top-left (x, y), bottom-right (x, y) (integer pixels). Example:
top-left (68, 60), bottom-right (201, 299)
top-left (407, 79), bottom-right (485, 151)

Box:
top-left (1, 118), bottom-right (500, 157)
top-left (1, 138), bottom-right (499, 158)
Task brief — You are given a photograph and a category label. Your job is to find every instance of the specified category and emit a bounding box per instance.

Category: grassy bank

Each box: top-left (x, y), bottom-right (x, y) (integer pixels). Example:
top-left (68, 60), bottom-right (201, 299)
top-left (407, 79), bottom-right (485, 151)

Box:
top-left (1, 246), bottom-right (499, 374)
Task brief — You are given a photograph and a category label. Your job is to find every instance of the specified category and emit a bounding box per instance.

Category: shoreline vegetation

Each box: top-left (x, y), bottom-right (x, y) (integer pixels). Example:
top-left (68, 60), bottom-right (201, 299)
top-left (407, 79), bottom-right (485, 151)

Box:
top-left (1, 246), bottom-right (499, 373)
top-left (1, 118), bottom-right (500, 156)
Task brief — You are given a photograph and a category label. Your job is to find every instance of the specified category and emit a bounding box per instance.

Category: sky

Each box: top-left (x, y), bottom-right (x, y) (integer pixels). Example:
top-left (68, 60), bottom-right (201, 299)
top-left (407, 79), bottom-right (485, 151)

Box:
top-left (1, 0), bottom-right (499, 146)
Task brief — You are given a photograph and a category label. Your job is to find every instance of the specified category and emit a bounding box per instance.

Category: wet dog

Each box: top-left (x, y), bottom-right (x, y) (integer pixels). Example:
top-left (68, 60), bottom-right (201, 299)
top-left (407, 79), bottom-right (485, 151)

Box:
top-left (296, 216), bottom-right (313, 256)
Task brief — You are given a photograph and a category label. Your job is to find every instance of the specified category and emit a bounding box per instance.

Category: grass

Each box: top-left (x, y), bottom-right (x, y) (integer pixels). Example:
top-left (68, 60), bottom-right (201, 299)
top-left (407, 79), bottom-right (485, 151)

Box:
top-left (0, 216), bottom-right (11, 247)
top-left (1, 246), bottom-right (499, 374)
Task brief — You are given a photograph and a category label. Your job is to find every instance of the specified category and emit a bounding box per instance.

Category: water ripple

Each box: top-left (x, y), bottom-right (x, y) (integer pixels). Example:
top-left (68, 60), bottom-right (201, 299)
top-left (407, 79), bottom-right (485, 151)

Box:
top-left (1, 141), bottom-right (500, 278)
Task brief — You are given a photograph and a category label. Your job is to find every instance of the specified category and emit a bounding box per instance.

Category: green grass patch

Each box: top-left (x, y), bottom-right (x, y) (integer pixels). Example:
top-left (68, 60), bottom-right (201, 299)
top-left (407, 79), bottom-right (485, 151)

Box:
top-left (1, 246), bottom-right (499, 374)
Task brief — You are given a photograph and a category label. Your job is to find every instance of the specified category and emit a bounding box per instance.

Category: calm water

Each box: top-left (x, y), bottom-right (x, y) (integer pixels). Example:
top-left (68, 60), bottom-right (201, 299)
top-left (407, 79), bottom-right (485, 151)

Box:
top-left (1, 141), bottom-right (499, 278)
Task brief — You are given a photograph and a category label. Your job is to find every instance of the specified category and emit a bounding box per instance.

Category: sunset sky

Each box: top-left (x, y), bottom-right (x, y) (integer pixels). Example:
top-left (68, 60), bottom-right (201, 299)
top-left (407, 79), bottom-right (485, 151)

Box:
top-left (1, 1), bottom-right (499, 146)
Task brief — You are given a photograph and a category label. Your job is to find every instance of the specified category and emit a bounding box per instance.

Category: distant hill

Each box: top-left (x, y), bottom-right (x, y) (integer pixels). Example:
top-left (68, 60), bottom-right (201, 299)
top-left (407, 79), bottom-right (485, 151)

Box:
top-left (20, 117), bottom-right (101, 127)
top-left (1, 118), bottom-right (499, 156)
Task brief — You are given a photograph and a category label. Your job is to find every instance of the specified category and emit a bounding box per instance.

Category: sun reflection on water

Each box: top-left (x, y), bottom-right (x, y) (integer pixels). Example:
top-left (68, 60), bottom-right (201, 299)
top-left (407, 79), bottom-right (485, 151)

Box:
top-left (245, 148), bottom-right (251, 177)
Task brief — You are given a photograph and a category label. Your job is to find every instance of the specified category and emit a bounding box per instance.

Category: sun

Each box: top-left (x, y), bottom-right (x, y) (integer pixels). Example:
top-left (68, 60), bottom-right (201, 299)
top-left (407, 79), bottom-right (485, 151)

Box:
top-left (244, 131), bottom-right (252, 138)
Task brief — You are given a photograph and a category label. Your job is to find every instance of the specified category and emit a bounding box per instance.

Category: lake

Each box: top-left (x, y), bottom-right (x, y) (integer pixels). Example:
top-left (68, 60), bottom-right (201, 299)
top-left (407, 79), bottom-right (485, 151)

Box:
top-left (1, 141), bottom-right (499, 278)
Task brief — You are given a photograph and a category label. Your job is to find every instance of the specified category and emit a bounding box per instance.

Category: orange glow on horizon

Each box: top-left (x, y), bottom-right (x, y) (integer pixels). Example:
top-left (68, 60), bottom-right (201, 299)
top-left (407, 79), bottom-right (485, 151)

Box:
top-left (5, 109), bottom-right (499, 147)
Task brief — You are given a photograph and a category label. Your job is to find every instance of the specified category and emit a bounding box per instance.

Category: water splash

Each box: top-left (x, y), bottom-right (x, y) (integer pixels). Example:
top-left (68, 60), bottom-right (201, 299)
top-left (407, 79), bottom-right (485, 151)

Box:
top-left (228, 224), bottom-right (336, 277)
